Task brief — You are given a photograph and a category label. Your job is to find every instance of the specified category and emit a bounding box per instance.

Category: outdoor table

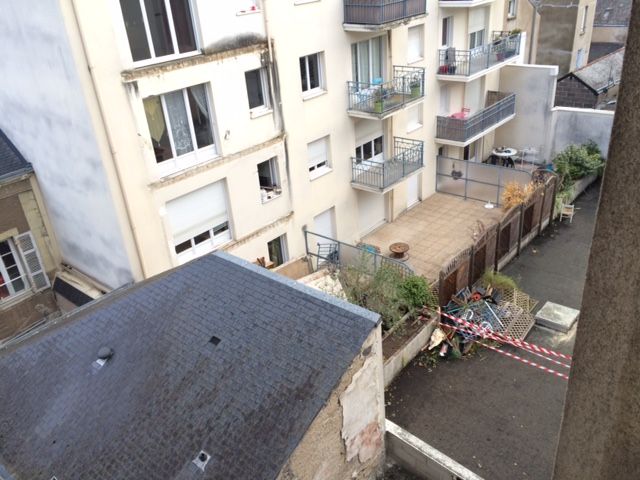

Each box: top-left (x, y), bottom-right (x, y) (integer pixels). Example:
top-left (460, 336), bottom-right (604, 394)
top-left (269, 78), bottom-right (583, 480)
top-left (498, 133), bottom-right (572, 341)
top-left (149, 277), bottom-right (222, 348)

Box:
top-left (491, 147), bottom-right (517, 167)
top-left (389, 242), bottom-right (409, 261)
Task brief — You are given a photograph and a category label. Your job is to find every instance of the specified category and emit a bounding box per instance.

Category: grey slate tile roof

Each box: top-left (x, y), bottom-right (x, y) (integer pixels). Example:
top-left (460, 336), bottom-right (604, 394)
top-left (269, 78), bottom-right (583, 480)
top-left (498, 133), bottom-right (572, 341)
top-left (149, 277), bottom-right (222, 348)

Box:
top-left (594, 0), bottom-right (632, 26)
top-left (0, 252), bottom-right (379, 480)
top-left (0, 128), bottom-right (32, 182)
top-left (573, 48), bottom-right (625, 92)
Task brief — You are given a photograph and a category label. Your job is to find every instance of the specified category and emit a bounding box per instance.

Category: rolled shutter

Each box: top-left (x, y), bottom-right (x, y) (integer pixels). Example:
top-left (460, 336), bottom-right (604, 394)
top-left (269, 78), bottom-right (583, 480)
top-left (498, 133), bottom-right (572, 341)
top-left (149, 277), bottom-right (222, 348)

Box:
top-left (15, 232), bottom-right (50, 291)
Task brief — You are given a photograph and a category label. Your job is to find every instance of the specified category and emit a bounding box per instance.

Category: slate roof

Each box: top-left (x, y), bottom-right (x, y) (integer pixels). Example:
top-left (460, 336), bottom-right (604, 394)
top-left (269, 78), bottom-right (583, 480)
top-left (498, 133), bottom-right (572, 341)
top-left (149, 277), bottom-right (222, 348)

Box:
top-left (572, 48), bottom-right (625, 93)
top-left (0, 128), bottom-right (32, 182)
top-left (594, 0), bottom-right (632, 26)
top-left (0, 252), bottom-right (379, 480)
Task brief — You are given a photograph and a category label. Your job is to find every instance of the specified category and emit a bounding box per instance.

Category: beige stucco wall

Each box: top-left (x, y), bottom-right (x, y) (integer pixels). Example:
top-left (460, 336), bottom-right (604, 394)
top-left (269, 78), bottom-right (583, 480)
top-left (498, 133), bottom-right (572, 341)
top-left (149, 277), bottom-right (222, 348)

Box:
top-left (277, 325), bottom-right (385, 480)
top-left (504, 0), bottom-right (540, 63)
top-left (592, 26), bottom-right (628, 44)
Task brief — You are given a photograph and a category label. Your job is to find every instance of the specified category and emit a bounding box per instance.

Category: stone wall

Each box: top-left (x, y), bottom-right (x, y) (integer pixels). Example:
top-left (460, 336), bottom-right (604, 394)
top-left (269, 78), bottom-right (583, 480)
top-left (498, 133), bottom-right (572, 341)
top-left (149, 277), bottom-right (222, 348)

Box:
top-left (277, 326), bottom-right (385, 480)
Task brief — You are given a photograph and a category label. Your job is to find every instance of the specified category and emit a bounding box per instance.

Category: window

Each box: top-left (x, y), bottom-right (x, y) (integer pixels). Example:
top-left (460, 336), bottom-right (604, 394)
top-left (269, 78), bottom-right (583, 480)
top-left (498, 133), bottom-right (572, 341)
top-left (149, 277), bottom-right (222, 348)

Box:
top-left (307, 136), bottom-right (331, 178)
top-left (257, 158), bottom-right (281, 202)
top-left (166, 181), bottom-right (231, 264)
top-left (0, 239), bottom-right (27, 301)
top-left (407, 25), bottom-right (424, 63)
top-left (407, 105), bottom-right (423, 132)
top-left (442, 17), bottom-right (453, 47)
top-left (119, 0), bottom-right (197, 62)
top-left (300, 52), bottom-right (324, 95)
top-left (464, 141), bottom-right (477, 161)
top-left (237, 0), bottom-right (259, 14)
top-left (507, 0), bottom-right (517, 18)
top-left (143, 84), bottom-right (216, 168)
top-left (580, 6), bottom-right (589, 34)
top-left (355, 136), bottom-right (383, 162)
top-left (0, 233), bottom-right (49, 302)
top-left (245, 68), bottom-right (271, 112)
top-left (576, 48), bottom-right (585, 69)
top-left (267, 235), bottom-right (288, 267)
top-left (351, 37), bottom-right (384, 83)
top-left (469, 29), bottom-right (485, 49)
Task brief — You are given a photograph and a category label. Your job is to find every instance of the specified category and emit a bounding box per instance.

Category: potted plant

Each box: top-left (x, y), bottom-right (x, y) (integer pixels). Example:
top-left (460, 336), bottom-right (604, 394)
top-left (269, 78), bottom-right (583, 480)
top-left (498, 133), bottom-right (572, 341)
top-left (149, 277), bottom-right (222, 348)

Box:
top-left (410, 78), bottom-right (421, 98)
top-left (373, 88), bottom-right (384, 114)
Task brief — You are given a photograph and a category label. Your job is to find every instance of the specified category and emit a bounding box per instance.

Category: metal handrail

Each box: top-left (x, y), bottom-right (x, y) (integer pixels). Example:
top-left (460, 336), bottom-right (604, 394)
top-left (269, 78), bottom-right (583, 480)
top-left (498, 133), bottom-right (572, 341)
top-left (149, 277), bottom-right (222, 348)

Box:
top-left (347, 66), bottom-right (424, 115)
top-left (436, 92), bottom-right (516, 142)
top-left (344, 0), bottom-right (427, 25)
top-left (352, 137), bottom-right (423, 190)
top-left (437, 33), bottom-right (521, 77)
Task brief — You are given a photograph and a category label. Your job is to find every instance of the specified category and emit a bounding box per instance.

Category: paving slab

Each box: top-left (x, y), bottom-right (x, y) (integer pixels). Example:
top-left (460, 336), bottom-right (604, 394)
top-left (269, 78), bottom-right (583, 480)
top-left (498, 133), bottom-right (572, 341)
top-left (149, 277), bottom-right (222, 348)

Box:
top-left (535, 301), bottom-right (580, 333)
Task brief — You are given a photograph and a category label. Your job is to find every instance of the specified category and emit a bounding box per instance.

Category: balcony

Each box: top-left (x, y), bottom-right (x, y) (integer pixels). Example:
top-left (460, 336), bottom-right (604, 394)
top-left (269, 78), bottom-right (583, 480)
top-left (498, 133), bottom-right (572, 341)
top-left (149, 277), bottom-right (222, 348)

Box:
top-left (343, 0), bottom-right (427, 31)
top-left (347, 66), bottom-right (425, 120)
top-left (436, 32), bottom-right (521, 81)
top-left (436, 91), bottom-right (516, 146)
top-left (351, 137), bottom-right (423, 193)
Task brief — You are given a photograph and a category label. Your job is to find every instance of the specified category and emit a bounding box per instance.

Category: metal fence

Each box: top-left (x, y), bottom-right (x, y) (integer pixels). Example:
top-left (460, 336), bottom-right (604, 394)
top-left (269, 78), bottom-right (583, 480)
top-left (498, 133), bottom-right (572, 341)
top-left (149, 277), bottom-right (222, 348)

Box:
top-left (436, 92), bottom-right (516, 143)
top-left (344, 0), bottom-right (426, 25)
top-left (347, 66), bottom-right (425, 116)
top-left (437, 33), bottom-right (521, 77)
top-left (352, 137), bottom-right (424, 191)
top-left (436, 155), bottom-right (532, 205)
top-left (304, 230), bottom-right (414, 278)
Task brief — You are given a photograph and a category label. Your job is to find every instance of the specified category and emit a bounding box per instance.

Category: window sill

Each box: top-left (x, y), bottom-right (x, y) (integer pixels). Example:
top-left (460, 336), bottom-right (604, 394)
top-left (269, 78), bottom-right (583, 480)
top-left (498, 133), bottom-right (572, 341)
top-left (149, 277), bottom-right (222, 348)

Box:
top-left (131, 50), bottom-right (201, 70)
top-left (407, 57), bottom-right (424, 65)
top-left (157, 148), bottom-right (220, 179)
top-left (507, 14), bottom-right (517, 20)
top-left (261, 193), bottom-right (282, 204)
top-left (294, 0), bottom-right (321, 5)
top-left (406, 123), bottom-right (423, 134)
top-left (250, 107), bottom-right (273, 119)
top-left (302, 89), bottom-right (328, 102)
top-left (309, 166), bottom-right (332, 181)
top-left (236, 8), bottom-right (261, 16)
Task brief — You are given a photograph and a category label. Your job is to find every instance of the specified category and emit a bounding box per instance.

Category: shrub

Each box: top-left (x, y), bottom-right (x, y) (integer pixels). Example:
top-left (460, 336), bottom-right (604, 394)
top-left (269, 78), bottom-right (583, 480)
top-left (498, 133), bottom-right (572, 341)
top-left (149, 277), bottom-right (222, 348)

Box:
top-left (501, 181), bottom-right (535, 210)
top-left (480, 269), bottom-right (517, 291)
top-left (398, 276), bottom-right (438, 309)
top-left (553, 142), bottom-right (604, 191)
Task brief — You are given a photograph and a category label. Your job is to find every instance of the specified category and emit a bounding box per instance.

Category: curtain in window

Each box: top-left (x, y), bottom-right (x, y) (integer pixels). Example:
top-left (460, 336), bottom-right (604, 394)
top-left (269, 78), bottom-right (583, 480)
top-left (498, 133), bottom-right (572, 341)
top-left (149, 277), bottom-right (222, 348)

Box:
top-left (144, 96), bottom-right (172, 162)
top-left (165, 90), bottom-right (193, 156)
top-left (187, 85), bottom-right (214, 149)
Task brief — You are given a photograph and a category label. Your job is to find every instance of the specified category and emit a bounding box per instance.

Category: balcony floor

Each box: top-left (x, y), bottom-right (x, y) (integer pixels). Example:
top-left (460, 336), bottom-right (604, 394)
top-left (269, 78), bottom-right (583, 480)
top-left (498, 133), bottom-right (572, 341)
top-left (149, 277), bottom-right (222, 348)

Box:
top-left (348, 93), bottom-right (424, 120)
top-left (362, 193), bottom-right (502, 280)
top-left (352, 162), bottom-right (422, 193)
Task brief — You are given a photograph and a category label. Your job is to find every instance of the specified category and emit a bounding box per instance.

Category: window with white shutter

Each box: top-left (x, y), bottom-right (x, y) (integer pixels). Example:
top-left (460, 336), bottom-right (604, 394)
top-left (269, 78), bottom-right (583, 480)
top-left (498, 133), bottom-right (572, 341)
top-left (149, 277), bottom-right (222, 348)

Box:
top-left (407, 25), bottom-right (424, 63)
top-left (307, 136), bottom-right (331, 179)
top-left (166, 181), bottom-right (232, 264)
top-left (14, 232), bottom-right (49, 291)
top-left (407, 104), bottom-right (423, 132)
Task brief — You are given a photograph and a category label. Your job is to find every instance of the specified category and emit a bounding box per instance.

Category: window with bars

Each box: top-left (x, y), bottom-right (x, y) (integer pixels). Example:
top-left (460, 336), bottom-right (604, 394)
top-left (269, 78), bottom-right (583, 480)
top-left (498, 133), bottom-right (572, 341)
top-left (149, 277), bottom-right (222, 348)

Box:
top-left (119, 0), bottom-right (198, 63)
top-left (143, 84), bottom-right (216, 170)
top-left (300, 52), bottom-right (325, 95)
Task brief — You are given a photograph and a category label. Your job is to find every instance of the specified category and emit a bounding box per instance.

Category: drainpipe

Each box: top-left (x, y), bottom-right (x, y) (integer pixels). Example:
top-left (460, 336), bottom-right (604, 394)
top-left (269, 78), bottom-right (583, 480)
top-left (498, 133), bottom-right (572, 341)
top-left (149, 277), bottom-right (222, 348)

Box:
top-left (68, 0), bottom-right (146, 281)
top-left (262, 0), bottom-right (293, 209)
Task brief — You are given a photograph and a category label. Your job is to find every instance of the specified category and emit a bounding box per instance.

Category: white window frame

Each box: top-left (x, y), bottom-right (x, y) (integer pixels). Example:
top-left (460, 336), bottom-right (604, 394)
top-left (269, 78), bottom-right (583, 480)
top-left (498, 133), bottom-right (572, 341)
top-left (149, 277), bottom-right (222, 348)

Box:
top-left (407, 25), bottom-right (424, 64)
top-left (307, 136), bottom-right (331, 180)
top-left (245, 67), bottom-right (271, 116)
top-left (300, 52), bottom-right (325, 98)
top-left (469, 29), bottom-right (485, 50)
top-left (121, 0), bottom-right (200, 67)
top-left (351, 36), bottom-right (386, 84)
top-left (406, 104), bottom-right (423, 133)
top-left (580, 5), bottom-right (588, 34)
top-left (442, 17), bottom-right (453, 47)
top-left (173, 221), bottom-right (231, 265)
top-left (355, 135), bottom-right (384, 163)
top-left (0, 238), bottom-right (29, 304)
top-left (507, 0), bottom-right (517, 18)
top-left (145, 84), bottom-right (218, 177)
top-left (258, 157), bottom-right (281, 203)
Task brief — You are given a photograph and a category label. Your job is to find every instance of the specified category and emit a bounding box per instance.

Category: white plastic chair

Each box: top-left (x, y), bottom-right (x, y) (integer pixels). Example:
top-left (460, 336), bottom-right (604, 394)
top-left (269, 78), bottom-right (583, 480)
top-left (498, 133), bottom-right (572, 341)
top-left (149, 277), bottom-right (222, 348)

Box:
top-left (560, 204), bottom-right (575, 223)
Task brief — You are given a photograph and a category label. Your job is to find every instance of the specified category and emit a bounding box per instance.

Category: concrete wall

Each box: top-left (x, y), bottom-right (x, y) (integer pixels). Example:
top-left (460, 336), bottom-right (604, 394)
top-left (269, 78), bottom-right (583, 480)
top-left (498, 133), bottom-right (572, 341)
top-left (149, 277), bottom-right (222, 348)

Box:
top-left (0, 0), bottom-right (136, 289)
top-left (550, 107), bottom-right (614, 157)
top-left (277, 326), bottom-right (385, 480)
top-left (504, 0), bottom-right (540, 64)
top-left (592, 26), bottom-right (629, 44)
top-left (383, 320), bottom-right (436, 388)
top-left (555, 75), bottom-right (598, 108)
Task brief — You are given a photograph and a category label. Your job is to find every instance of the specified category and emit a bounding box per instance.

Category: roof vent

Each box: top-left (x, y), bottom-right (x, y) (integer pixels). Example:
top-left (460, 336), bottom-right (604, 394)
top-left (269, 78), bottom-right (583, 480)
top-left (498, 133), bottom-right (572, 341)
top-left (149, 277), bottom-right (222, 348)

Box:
top-left (209, 336), bottom-right (221, 346)
top-left (193, 450), bottom-right (211, 471)
top-left (93, 347), bottom-right (114, 369)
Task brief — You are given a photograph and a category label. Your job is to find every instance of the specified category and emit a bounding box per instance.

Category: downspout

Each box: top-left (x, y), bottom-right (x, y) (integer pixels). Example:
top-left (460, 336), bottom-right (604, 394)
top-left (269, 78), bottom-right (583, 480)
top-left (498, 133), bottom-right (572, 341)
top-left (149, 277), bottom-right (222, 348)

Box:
top-left (262, 0), bottom-right (293, 208)
top-left (68, 0), bottom-right (146, 281)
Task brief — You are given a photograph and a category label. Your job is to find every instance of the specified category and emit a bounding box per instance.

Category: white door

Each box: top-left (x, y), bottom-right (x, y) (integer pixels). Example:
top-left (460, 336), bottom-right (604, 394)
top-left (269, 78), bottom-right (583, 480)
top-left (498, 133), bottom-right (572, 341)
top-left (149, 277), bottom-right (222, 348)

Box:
top-left (358, 191), bottom-right (386, 236)
top-left (407, 175), bottom-right (420, 208)
top-left (314, 208), bottom-right (336, 239)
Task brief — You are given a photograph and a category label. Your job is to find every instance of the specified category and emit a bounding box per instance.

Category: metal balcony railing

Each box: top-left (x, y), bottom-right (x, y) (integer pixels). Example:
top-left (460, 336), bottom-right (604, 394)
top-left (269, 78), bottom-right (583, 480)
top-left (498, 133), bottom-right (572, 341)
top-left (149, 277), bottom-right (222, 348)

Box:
top-left (344, 0), bottom-right (427, 26)
top-left (436, 92), bottom-right (516, 143)
top-left (352, 137), bottom-right (423, 191)
top-left (437, 33), bottom-right (521, 77)
top-left (347, 66), bottom-right (425, 117)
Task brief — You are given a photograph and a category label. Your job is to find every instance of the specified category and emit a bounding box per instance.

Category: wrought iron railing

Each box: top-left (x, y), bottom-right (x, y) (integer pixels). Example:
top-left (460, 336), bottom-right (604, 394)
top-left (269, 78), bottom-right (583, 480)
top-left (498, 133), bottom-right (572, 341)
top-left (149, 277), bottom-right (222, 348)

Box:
top-left (347, 66), bottom-right (425, 116)
top-left (352, 137), bottom-right (423, 191)
top-left (436, 92), bottom-right (516, 143)
top-left (344, 0), bottom-right (427, 26)
top-left (437, 33), bottom-right (521, 77)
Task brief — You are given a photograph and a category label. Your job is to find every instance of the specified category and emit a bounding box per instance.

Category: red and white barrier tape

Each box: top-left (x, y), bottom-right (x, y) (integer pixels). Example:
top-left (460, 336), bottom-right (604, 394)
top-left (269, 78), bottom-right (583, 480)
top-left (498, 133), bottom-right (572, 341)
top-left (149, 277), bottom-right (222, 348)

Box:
top-left (438, 321), bottom-right (570, 380)
top-left (437, 309), bottom-right (573, 362)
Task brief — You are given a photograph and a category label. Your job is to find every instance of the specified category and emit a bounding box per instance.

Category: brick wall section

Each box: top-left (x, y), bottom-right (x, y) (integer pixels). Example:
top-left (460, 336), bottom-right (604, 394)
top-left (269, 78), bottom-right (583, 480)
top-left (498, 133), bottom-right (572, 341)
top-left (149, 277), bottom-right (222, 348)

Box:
top-left (555, 76), bottom-right (598, 108)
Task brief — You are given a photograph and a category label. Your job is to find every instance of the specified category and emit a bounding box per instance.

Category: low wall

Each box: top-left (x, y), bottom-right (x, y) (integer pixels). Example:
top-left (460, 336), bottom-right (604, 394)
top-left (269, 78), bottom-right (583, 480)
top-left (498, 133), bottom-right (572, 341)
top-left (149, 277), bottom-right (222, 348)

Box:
top-left (273, 256), bottom-right (311, 280)
top-left (551, 108), bottom-right (615, 159)
top-left (386, 420), bottom-right (484, 480)
top-left (567, 175), bottom-right (598, 203)
top-left (383, 320), bottom-right (436, 388)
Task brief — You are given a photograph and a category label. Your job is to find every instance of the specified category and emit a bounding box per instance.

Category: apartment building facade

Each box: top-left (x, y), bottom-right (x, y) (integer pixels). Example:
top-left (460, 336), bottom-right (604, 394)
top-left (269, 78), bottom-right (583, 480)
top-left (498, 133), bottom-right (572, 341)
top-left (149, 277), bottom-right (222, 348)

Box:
top-left (0, 0), bottom-right (522, 291)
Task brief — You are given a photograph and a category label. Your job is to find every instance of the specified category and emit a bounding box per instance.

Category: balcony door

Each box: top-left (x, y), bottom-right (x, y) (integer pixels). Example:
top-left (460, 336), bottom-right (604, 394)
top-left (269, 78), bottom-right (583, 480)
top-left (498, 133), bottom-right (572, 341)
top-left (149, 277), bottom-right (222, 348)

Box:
top-left (351, 36), bottom-right (385, 85)
top-left (355, 135), bottom-right (384, 171)
top-left (468, 7), bottom-right (488, 74)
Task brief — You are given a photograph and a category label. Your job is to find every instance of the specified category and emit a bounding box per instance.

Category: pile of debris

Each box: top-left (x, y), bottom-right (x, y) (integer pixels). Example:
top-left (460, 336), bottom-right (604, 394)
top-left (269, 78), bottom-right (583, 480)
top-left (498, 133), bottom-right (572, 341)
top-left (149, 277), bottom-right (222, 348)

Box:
top-left (423, 286), bottom-right (537, 360)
